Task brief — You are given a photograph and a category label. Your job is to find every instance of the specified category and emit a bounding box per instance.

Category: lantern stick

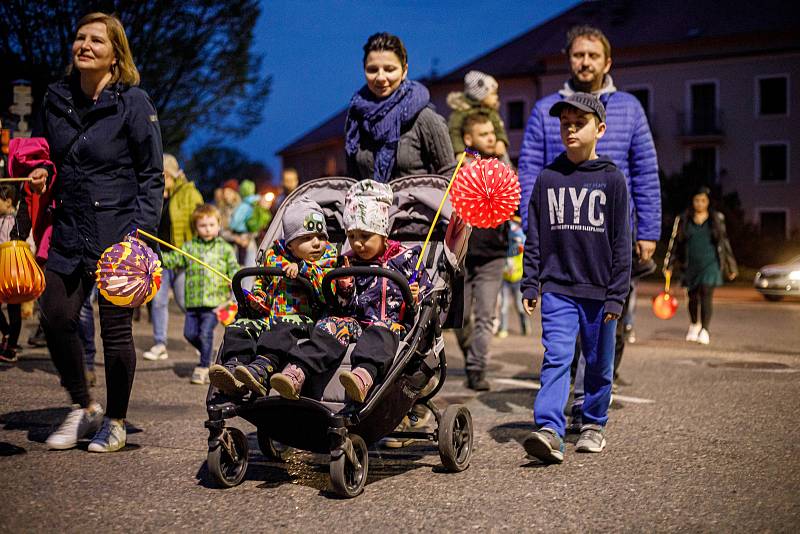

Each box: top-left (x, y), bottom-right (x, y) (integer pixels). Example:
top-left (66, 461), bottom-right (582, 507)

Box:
top-left (664, 270), bottom-right (672, 294)
top-left (0, 177), bottom-right (34, 182)
top-left (412, 150), bottom-right (471, 279)
top-left (136, 228), bottom-right (232, 284)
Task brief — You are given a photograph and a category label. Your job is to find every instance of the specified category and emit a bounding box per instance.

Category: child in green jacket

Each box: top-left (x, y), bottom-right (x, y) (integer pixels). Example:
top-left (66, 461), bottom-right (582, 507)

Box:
top-left (161, 204), bottom-right (240, 385)
top-left (447, 70), bottom-right (510, 161)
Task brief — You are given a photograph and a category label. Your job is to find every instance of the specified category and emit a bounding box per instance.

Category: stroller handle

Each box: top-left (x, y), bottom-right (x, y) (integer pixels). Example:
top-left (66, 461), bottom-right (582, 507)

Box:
top-left (231, 267), bottom-right (318, 318)
top-left (321, 266), bottom-right (416, 313)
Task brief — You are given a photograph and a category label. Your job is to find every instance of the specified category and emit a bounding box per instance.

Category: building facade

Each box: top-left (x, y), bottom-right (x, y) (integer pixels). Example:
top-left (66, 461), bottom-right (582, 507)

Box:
top-left (278, 0), bottom-right (800, 236)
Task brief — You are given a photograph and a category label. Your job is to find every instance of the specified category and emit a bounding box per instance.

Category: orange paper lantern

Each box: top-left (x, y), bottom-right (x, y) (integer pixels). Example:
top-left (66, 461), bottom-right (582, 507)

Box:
top-left (652, 291), bottom-right (678, 320)
top-left (0, 240), bottom-right (46, 304)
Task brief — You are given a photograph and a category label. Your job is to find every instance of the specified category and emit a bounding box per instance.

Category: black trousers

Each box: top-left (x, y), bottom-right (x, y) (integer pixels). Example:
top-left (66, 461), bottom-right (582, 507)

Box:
top-left (40, 267), bottom-right (135, 419)
top-left (0, 304), bottom-right (22, 346)
top-left (223, 319), bottom-right (313, 369)
top-left (289, 324), bottom-right (399, 381)
top-left (688, 285), bottom-right (715, 330)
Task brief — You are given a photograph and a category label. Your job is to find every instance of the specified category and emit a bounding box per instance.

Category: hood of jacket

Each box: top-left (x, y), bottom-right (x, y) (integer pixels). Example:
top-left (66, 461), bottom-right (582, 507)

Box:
top-left (446, 91), bottom-right (478, 112)
top-left (549, 153), bottom-right (618, 174)
top-left (559, 74), bottom-right (617, 98)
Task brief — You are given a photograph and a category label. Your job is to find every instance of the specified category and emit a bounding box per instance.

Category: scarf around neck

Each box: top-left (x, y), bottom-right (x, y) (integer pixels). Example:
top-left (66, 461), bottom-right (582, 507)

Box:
top-left (345, 79), bottom-right (430, 183)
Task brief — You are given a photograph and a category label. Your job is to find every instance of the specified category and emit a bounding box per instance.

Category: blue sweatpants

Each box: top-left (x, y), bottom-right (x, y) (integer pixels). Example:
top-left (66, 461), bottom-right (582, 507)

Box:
top-left (534, 292), bottom-right (616, 437)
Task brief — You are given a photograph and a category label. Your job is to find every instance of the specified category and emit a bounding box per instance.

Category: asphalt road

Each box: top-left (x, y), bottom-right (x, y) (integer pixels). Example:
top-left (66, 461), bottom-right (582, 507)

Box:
top-left (1, 286), bottom-right (799, 532)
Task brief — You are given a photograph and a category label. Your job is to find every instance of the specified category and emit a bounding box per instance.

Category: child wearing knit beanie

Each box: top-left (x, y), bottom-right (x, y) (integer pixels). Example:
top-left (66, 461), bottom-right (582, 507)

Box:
top-left (446, 70), bottom-right (510, 159)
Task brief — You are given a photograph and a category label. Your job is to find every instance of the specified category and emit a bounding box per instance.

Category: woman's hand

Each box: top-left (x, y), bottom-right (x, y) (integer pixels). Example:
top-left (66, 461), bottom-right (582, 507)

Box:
top-left (522, 298), bottom-right (537, 316)
top-left (28, 168), bottom-right (49, 194)
top-left (409, 281), bottom-right (419, 304)
top-left (283, 262), bottom-right (299, 278)
top-left (604, 312), bottom-right (620, 324)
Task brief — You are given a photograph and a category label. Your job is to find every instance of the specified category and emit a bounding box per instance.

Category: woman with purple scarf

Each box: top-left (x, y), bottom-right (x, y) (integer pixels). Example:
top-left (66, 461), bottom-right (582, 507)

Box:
top-left (345, 32), bottom-right (455, 183)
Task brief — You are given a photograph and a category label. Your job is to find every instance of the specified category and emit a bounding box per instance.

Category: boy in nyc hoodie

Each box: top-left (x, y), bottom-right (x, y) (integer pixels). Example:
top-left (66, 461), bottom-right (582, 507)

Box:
top-left (521, 93), bottom-right (631, 463)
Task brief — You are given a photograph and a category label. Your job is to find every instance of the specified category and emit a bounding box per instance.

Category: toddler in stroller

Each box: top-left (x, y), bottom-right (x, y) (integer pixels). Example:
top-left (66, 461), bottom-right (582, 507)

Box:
top-left (268, 180), bottom-right (430, 402)
top-left (208, 199), bottom-right (337, 396)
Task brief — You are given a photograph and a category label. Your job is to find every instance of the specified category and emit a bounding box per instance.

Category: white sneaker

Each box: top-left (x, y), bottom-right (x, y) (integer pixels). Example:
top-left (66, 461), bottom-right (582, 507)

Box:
top-left (191, 366), bottom-right (210, 385)
top-left (88, 418), bottom-right (126, 453)
top-left (697, 328), bottom-right (710, 345)
top-left (143, 343), bottom-right (168, 361)
top-left (46, 403), bottom-right (104, 450)
top-left (685, 323), bottom-right (702, 342)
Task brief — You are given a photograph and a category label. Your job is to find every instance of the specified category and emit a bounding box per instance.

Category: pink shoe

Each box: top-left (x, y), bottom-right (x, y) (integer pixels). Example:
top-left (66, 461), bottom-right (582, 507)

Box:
top-left (339, 367), bottom-right (374, 403)
top-left (269, 364), bottom-right (306, 400)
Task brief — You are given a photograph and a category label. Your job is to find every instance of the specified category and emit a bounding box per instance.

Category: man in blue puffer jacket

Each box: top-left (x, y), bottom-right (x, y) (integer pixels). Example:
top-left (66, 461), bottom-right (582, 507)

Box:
top-left (518, 25), bottom-right (661, 426)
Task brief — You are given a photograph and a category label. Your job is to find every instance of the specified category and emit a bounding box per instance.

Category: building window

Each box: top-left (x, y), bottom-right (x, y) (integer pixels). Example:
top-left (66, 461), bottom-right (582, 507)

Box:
top-left (628, 88), bottom-right (651, 119)
top-left (688, 81), bottom-right (719, 135)
top-left (759, 211), bottom-right (787, 238)
top-left (757, 143), bottom-right (789, 182)
top-left (758, 76), bottom-right (788, 116)
top-left (689, 147), bottom-right (717, 183)
top-left (507, 101), bottom-right (525, 130)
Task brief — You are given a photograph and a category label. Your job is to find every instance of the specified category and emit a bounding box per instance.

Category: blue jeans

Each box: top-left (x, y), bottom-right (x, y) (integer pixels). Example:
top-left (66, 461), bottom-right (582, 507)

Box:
top-left (78, 286), bottom-right (97, 370)
top-left (499, 280), bottom-right (525, 333)
top-left (184, 307), bottom-right (217, 368)
top-left (534, 293), bottom-right (616, 437)
top-left (151, 268), bottom-right (186, 346)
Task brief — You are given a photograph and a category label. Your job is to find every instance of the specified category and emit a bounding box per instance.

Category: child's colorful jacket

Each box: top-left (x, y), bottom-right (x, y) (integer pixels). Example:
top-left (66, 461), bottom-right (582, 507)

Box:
top-left (161, 236), bottom-right (239, 308)
top-left (250, 239), bottom-right (337, 326)
top-left (340, 240), bottom-right (431, 333)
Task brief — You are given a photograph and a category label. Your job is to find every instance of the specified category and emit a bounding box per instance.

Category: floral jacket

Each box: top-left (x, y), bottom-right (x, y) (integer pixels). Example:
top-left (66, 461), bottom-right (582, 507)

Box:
top-left (340, 240), bottom-right (431, 332)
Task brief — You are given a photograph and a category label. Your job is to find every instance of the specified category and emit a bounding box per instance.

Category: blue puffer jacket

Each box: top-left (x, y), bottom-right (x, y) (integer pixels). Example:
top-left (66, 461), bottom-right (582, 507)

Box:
top-left (518, 82), bottom-right (661, 242)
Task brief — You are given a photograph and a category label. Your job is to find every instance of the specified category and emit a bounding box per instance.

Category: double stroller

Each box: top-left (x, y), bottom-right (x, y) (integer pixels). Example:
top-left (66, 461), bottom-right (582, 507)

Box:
top-left (204, 175), bottom-right (473, 497)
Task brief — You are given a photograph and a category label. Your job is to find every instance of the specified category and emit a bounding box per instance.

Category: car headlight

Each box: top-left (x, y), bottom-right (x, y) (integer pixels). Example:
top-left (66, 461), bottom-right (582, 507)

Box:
top-left (789, 270), bottom-right (800, 281)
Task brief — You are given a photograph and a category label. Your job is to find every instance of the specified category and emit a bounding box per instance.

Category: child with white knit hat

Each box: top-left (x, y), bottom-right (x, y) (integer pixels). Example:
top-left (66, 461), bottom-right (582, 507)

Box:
top-left (446, 70), bottom-right (510, 159)
top-left (268, 180), bottom-right (430, 403)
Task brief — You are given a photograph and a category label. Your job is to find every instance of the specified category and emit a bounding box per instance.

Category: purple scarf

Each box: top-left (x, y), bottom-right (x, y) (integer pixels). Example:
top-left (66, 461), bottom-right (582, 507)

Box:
top-left (345, 79), bottom-right (430, 183)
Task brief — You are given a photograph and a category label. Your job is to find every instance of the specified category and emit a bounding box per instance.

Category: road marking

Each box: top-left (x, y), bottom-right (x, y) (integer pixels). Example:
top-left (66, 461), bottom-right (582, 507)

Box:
top-left (492, 378), bottom-right (656, 404)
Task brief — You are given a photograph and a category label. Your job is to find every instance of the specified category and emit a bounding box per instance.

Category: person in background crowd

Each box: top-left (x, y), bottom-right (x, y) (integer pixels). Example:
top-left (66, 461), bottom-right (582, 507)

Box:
top-left (496, 215), bottom-right (528, 339)
top-left (78, 288), bottom-right (97, 385)
top-left (227, 179), bottom-right (260, 268)
top-left (160, 204), bottom-right (239, 385)
top-left (345, 32), bottom-right (455, 182)
top-left (455, 113), bottom-right (508, 392)
top-left (218, 179), bottom-right (241, 234)
top-left (29, 12), bottom-right (163, 453)
top-left (142, 153), bottom-right (203, 362)
top-left (0, 185), bottom-right (23, 364)
top-left (271, 167), bottom-right (299, 215)
top-left (664, 186), bottom-right (737, 345)
top-left (517, 24), bottom-right (661, 430)
top-left (447, 70), bottom-right (511, 163)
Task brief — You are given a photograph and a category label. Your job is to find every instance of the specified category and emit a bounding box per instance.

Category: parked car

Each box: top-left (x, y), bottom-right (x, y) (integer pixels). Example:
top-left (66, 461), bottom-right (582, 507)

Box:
top-left (754, 256), bottom-right (800, 301)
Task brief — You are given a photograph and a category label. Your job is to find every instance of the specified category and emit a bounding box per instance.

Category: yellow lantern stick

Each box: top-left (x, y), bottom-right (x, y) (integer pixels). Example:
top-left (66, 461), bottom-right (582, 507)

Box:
top-left (664, 270), bottom-right (672, 294)
top-left (411, 150), bottom-right (471, 281)
top-left (0, 177), bottom-right (34, 182)
top-left (136, 228), bottom-right (232, 284)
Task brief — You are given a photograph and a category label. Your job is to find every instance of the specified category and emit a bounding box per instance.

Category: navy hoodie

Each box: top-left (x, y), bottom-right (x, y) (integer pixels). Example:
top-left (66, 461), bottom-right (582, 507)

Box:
top-left (522, 153), bottom-right (631, 315)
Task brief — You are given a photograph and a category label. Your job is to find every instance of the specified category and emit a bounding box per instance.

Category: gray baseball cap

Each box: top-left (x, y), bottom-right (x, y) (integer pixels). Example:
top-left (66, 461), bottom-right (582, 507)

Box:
top-left (549, 92), bottom-right (606, 123)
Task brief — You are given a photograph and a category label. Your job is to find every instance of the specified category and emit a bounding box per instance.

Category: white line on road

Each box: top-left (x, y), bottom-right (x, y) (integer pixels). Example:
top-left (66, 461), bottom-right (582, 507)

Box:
top-left (492, 378), bottom-right (656, 404)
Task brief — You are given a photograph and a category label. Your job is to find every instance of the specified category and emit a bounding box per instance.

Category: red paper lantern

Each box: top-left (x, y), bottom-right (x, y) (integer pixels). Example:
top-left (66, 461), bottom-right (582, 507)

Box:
top-left (652, 291), bottom-right (678, 320)
top-left (0, 240), bottom-right (46, 304)
top-left (450, 157), bottom-right (520, 228)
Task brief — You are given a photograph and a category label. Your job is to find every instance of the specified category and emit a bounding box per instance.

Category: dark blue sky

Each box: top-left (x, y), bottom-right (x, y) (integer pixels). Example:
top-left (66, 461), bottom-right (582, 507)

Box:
top-left (188, 0), bottom-right (579, 179)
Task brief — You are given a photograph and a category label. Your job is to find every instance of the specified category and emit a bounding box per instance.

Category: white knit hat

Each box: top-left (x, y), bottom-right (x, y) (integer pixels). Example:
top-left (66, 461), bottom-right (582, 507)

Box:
top-left (464, 70), bottom-right (498, 102)
top-left (343, 180), bottom-right (393, 237)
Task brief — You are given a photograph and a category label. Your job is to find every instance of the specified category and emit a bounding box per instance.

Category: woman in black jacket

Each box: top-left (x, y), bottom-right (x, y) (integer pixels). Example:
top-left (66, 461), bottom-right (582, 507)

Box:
top-left (664, 187), bottom-right (737, 345)
top-left (28, 12), bottom-right (163, 453)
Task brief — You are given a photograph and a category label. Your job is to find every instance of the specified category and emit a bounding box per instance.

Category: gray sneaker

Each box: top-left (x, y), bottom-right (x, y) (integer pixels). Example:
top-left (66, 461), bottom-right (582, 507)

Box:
top-left (523, 428), bottom-right (565, 463)
top-left (46, 403), bottom-right (104, 450)
top-left (88, 418), bottom-right (127, 453)
top-left (576, 424), bottom-right (606, 453)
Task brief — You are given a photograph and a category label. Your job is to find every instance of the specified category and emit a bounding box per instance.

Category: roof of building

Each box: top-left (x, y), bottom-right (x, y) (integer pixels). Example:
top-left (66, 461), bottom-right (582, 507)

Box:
top-left (279, 0), bottom-right (800, 154)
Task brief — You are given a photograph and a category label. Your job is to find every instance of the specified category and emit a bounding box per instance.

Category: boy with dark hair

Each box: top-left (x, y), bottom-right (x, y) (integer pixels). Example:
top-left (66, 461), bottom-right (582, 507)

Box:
top-left (521, 92), bottom-right (631, 463)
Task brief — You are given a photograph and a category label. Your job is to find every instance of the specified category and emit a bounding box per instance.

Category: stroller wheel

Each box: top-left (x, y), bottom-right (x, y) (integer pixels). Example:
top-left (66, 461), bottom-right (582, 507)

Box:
top-left (257, 429), bottom-right (291, 461)
top-left (207, 427), bottom-right (249, 488)
top-left (438, 405), bottom-right (473, 472)
top-left (330, 433), bottom-right (368, 498)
